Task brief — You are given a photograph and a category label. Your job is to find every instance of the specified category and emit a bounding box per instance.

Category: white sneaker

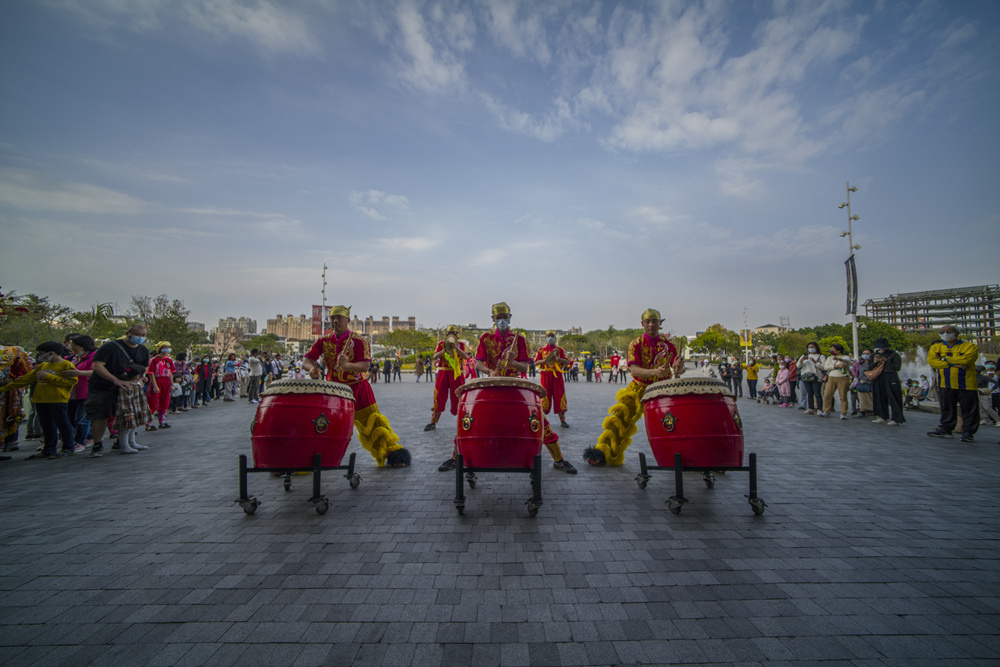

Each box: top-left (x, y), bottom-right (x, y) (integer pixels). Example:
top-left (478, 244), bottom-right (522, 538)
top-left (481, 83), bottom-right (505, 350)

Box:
top-left (886, 420), bottom-right (900, 426)
top-left (818, 412), bottom-right (829, 418)
top-left (872, 418), bottom-right (885, 424)
top-left (840, 414), bottom-right (847, 420)
top-left (132, 444), bottom-right (148, 450)
top-left (120, 446), bottom-right (139, 454)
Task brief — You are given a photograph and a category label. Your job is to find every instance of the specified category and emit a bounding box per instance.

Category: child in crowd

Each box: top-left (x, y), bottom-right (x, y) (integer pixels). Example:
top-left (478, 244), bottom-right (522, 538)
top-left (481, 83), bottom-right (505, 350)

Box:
top-left (758, 378), bottom-right (779, 404)
top-left (115, 373), bottom-right (152, 454)
top-left (776, 362), bottom-right (791, 407)
top-left (169, 375), bottom-right (184, 414)
top-left (0, 342), bottom-right (78, 459)
top-left (904, 380), bottom-right (923, 409)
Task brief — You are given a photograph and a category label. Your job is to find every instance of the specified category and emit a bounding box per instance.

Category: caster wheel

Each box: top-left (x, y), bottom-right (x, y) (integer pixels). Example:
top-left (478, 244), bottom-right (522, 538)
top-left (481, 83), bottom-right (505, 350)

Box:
top-left (466, 474), bottom-right (477, 489)
top-left (635, 476), bottom-right (648, 490)
top-left (315, 499), bottom-right (330, 515)
top-left (749, 498), bottom-right (766, 515)
top-left (349, 474), bottom-right (361, 489)
top-left (667, 499), bottom-right (683, 515)
top-left (239, 500), bottom-right (259, 515)
top-left (283, 479), bottom-right (291, 492)
top-left (703, 474), bottom-right (715, 489)
top-left (455, 504), bottom-right (465, 516)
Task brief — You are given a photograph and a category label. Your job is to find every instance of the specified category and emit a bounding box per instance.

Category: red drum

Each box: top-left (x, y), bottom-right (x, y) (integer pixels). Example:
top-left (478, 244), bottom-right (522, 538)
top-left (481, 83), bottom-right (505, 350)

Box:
top-left (640, 377), bottom-right (744, 468)
top-left (455, 377), bottom-right (545, 469)
top-left (251, 378), bottom-right (355, 469)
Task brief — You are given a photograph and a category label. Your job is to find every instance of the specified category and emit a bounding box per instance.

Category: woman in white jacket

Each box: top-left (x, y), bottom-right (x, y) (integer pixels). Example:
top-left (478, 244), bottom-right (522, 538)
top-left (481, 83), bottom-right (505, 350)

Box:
top-left (797, 342), bottom-right (826, 414)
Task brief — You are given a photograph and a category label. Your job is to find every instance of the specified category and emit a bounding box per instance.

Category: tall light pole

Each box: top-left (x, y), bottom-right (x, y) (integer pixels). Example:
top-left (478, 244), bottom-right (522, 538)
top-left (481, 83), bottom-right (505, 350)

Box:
top-left (321, 263), bottom-right (328, 334)
top-left (838, 182), bottom-right (861, 357)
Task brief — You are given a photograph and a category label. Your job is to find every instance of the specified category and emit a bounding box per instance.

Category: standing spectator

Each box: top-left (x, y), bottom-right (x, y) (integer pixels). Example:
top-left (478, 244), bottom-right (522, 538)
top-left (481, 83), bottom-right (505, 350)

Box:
top-left (273, 354), bottom-right (284, 380)
top-left (210, 358), bottom-right (222, 399)
top-left (382, 358), bottom-right (392, 383)
top-left (570, 358), bottom-right (579, 382)
top-left (743, 357), bottom-right (759, 399)
top-left (84, 324), bottom-right (150, 457)
top-left (869, 337), bottom-right (905, 426)
top-left (247, 349), bottom-right (263, 404)
top-left (594, 358), bottom-right (603, 382)
top-left (776, 361), bottom-right (791, 407)
top-left (852, 349), bottom-right (875, 418)
top-left (0, 342), bottom-right (78, 459)
top-left (64, 335), bottom-right (97, 451)
top-left (927, 325), bottom-right (978, 441)
top-left (618, 356), bottom-right (629, 383)
top-left (584, 355), bottom-right (594, 382)
top-left (528, 358), bottom-right (536, 378)
top-left (0, 345), bottom-right (31, 457)
top-left (194, 355), bottom-right (213, 406)
top-left (174, 352), bottom-right (193, 410)
top-left (785, 355), bottom-right (800, 408)
top-left (415, 355), bottom-right (425, 382)
top-left (717, 358), bottom-right (731, 391)
top-left (820, 343), bottom-right (852, 419)
top-left (146, 342), bottom-right (175, 430)
top-left (223, 353), bottom-right (238, 401)
top-left (115, 372), bottom-right (152, 454)
top-left (369, 359), bottom-right (379, 383)
top-left (393, 358), bottom-right (402, 382)
top-left (730, 357), bottom-right (744, 398)
top-left (797, 343), bottom-right (826, 414)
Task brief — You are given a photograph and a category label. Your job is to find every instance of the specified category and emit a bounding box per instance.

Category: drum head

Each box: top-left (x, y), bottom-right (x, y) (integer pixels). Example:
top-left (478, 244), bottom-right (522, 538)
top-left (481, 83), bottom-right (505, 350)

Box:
top-left (456, 376), bottom-right (546, 398)
top-left (641, 376), bottom-right (733, 402)
top-left (262, 378), bottom-right (355, 401)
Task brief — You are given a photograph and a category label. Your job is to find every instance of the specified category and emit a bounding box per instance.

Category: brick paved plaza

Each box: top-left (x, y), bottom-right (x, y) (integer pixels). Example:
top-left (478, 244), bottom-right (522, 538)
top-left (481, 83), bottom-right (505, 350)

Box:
top-left (2, 373), bottom-right (999, 666)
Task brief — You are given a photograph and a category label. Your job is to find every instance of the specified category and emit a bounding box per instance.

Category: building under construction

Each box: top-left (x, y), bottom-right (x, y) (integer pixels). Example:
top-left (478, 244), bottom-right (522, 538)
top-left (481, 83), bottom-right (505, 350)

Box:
top-left (863, 285), bottom-right (999, 339)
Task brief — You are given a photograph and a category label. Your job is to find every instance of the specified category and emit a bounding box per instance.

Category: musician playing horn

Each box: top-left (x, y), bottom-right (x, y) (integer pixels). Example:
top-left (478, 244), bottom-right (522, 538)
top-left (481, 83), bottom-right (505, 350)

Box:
top-left (302, 305), bottom-right (411, 468)
top-left (585, 308), bottom-right (685, 466)
top-left (424, 325), bottom-right (468, 431)
top-left (437, 302), bottom-right (577, 474)
top-left (534, 330), bottom-right (571, 428)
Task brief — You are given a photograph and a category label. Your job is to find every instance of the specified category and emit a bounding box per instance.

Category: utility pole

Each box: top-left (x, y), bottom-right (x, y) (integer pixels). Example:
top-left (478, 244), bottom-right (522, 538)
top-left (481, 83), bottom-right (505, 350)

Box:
top-left (838, 182), bottom-right (862, 357)
top-left (321, 263), bottom-right (328, 334)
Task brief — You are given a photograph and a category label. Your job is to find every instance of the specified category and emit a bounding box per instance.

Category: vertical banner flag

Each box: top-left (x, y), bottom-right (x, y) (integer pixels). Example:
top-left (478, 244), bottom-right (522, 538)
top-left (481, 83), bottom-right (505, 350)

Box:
top-left (845, 256), bottom-right (858, 315)
top-left (311, 305), bottom-right (325, 335)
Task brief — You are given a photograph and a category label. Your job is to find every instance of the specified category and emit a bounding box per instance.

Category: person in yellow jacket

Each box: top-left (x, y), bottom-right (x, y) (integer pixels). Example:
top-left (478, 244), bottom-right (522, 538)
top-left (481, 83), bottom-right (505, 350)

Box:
top-left (743, 357), bottom-right (759, 399)
top-left (0, 342), bottom-right (78, 459)
top-left (927, 325), bottom-right (980, 442)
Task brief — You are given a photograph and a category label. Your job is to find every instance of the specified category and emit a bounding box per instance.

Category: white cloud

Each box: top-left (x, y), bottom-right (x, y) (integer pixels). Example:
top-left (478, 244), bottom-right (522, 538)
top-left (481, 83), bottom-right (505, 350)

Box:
top-left (382, 236), bottom-right (440, 251)
top-left (392, 1), bottom-right (465, 93)
top-left (820, 84), bottom-right (926, 145)
top-left (0, 168), bottom-right (147, 214)
top-left (349, 190), bottom-right (410, 220)
top-left (483, 0), bottom-right (552, 66)
top-left (628, 206), bottom-right (675, 226)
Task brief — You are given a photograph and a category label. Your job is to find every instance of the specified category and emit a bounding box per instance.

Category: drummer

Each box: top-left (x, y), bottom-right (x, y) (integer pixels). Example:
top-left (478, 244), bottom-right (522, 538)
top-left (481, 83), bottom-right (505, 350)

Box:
top-left (585, 308), bottom-right (684, 466)
top-left (437, 302), bottom-right (577, 474)
top-left (423, 325), bottom-right (468, 432)
top-left (302, 305), bottom-right (411, 468)
top-left (534, 330), bottom-right (571, 428)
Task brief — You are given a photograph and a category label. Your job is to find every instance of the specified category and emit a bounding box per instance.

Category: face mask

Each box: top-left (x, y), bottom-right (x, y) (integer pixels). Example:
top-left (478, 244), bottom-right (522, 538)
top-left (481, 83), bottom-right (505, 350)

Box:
top-left (129, 335), bottom-right (146, 345)
top-left (162, 348), bottom-right (171, 354)
top-left (941, 333), bottom-right (957, 342)
top-left (203, 358), bottom-right (209, 363)
top-left (496, 318), bottom-right (510, 331)
top-left (784, 358), bottom-right (792, 363)
top-left (546, 337), bottom-right (555, 345)
top-left (862, 354), bottom-right (870, 360)
top-left (808, 348), bottom-right (817, 354)
top-left (37, 352), bottom-right (53, 364)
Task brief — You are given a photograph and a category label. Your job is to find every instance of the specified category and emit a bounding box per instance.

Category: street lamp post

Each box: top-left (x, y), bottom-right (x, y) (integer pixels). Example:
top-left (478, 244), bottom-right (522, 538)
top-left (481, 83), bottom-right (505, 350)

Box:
top-left (838, 182), bottom-right (861, 357)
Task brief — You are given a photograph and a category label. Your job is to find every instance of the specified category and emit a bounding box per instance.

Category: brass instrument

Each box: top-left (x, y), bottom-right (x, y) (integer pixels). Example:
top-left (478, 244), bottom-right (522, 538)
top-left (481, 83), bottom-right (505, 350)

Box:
top-left (495, 330), bottom-right (519, 376)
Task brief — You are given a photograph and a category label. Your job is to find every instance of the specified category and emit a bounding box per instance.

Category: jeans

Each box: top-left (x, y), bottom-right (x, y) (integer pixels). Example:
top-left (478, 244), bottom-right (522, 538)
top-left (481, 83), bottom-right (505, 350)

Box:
top-left (747, 379), bottom-right (758, 399)
top-left (802, 380), bottom-right (824, 410)
top-left (248, 377), bottom-right (261, 402)
top-left (67, 398), bottom-right (91, 445)
top-left (35, 403), bottom-right (74, 455)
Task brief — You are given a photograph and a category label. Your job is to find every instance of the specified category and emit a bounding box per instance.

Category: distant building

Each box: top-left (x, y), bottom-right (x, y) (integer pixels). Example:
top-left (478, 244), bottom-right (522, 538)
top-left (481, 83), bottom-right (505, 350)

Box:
top-left (217, 316), bottom-right (256, 334)
top-left (266, 314), bottom-right (312, 340)
top-left (753, 323), bottom-right (787, 336)
top-left (348, 315), bottom-right (417, 336)
top-left (187, 321), bottom-right (206, 332)
top-left (864, 285), bottom-right (999, 339)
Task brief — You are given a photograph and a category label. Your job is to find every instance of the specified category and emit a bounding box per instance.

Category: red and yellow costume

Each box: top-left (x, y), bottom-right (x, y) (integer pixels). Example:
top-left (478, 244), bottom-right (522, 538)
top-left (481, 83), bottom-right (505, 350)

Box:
top-left (429, 336), bottom-right (466, 426)
top-left (304, 326), bottom-right (407, 467)
top-left (0, 345), bottom-right (30, 443)
top-left (475, 327), bottom-right (564, 461)
top-left (534, 339), bottom-right (568, 420)
top-left (147, 344), bottom-right (175, 421)
top-left (589, 320), bottom-right (678, 466)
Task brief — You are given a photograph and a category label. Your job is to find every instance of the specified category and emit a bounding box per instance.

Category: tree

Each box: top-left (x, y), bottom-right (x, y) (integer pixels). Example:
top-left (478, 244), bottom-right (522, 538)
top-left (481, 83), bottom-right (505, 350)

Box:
top-left (251, 333), bottom-right (283, 354)
top-left (776, 332), bottom-right (810, 356)
top-left (72, 302), bottom-right (123, 341)
top-left (0, 290), bottom-right (74, 350)
top-left (127, 294), bottom-right (203, 354)
top-left (818, 335), bottom-right (852, 355)
top-left (382, 329), bottom-right (436, 355)
top-left (558, 334), bottom-right (590, 355)
top-left (692, 324), bottom-right (740, 358)
top-left (753, 331), bottom-right (780, 355)
top-left (856, 318), bottom-right (908, 353)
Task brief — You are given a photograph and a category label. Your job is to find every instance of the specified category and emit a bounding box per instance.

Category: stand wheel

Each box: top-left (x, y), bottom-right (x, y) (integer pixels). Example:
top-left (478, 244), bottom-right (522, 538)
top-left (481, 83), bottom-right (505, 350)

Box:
top-left (466, 473), bottom-right (477, 489)
top-left (635, 476), bottom-right (649, 490)
top-left (455, 503), bottom-right (464, 516)
top-left (314, 499), bottom-right (330, 515)
top-left (283, 474), bottom-right (292, 492)
top-left (239, 499), bottom-right (259, 515)
top-left (703, 473), bottom-right (716, 489)
top-left (667, 498), bottom-right (684, 515)
top-left (349, 474), bottom-right (361, 489)
top-left (749, 498), bottom-right (766, 515)
top-left (526, 500), bottom-right (541, 517)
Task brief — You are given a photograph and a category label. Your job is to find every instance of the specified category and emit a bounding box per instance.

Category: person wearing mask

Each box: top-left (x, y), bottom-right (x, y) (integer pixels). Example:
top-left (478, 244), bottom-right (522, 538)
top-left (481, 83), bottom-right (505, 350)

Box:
top-left (83, 324), bottom-right (150, 458)
top-left (730, 357), bottom-right (743, 398)
top-left (303, 305), bottom-right (410, 468)
top-left (743, 357), bottom-right (759, 399)
top-left (534, 330), bottom-right (572, 429)
top-left (64, 335), bottom-right (97, 451)
top-left (853, 349), bottom-right (875, 418)
top-left (717, 358), bottom-right (732, 391)
top-left (424, 325), bottom-right (468, 432)
top-left (820, 343), bottom-right (853, 419)
top-left (194, 356), bottom-right (213, 406)
top-left (146, 342), bottom-right (176, 429)
top-left (0, 342), bottom-right (78, 459)
top-left (927, 325), bottom-right (979, 442)
top-left (776, 361), bottom-right (791, 406)
top-left (868, 337), bottom-right (905, 426)
top-left (382, 358), bottom-right (392, 384)
top-left (247, 349), bottom-right (263, 404)
top-left (785, 355), bottom-right (800, 408)
top-left (797, 342), bottom-right (826, 414)
top-left (223, 353), bottom-right (239, 401)
top-left (173, 352), bottom-right (193, 411)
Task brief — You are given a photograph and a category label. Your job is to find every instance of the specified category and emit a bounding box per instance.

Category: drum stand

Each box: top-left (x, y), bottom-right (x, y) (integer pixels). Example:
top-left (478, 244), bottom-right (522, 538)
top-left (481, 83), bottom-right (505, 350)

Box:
top-left (237, 452), bottom-right (362, 516)
top-left (453, 454), bottom-right (543, 517)
top-left (635, 452), bottom-right (766, 516)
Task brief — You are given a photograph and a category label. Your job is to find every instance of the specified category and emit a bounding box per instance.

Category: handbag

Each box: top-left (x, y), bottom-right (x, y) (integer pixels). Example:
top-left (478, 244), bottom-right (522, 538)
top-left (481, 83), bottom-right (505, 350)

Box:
top-left (800, 372), bottom-right (819, 382)
top-left (222, 372), bottom-right (237, 383)
top-left (863, 363), bottom-right (884, 381)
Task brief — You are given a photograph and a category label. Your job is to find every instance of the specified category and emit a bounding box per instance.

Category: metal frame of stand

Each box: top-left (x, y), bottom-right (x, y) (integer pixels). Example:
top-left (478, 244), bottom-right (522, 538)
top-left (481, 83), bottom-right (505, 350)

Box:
top-left (237, 452), bottom-right (361, 515)
top-left (453, 454), bottom-right (543, 517)
top-left (635, 452), bottom-right (766, 515)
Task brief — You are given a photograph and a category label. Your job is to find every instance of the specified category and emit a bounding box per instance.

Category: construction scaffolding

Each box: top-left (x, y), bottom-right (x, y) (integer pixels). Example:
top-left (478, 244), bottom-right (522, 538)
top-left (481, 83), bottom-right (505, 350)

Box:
top-left (863, 285), bottom-right (999, 339)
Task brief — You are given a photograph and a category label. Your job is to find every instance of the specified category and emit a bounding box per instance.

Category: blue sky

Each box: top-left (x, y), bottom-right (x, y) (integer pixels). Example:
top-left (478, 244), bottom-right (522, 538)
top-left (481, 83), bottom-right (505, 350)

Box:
top-left (2, 0), bottom-right (998, 336)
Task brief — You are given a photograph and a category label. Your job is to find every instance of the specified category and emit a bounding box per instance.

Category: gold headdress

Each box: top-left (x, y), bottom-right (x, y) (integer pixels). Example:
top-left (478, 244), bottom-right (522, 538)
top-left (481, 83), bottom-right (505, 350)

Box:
top-left (641, 308), bottom-right (662, 322)
top-left (328, 305), bottom-right (351, 318)
top-left (491, 302), bottom-right (511, 317)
